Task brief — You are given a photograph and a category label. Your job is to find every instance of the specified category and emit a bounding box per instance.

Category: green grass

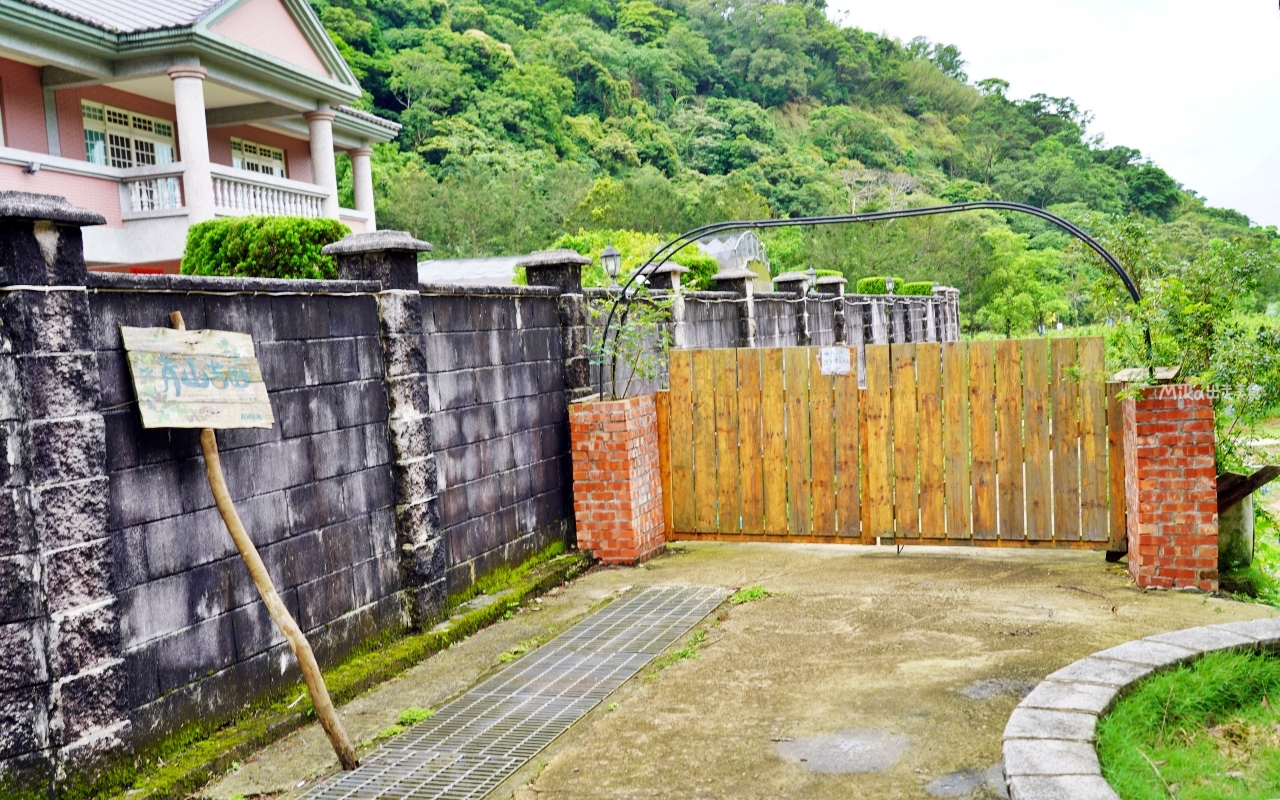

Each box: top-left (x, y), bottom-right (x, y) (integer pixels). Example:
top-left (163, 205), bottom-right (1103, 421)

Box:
top-left (728, 585), bottom-right (774, 605)
top-left (1097, 651), bottom-right (1280, 799)
top-left (648, 628), bottom-right (708, 676)
top-left (1221, 502), bottom-right (1280, 609)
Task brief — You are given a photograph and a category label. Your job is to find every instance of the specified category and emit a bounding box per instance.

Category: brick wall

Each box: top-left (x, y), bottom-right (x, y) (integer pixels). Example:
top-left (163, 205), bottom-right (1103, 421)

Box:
top-left (419, 286), bottom-right (574, 592)
top-left (1122, 385), bottom-right (1218, 591)
top-left (0, 57), bottom-right (49, 154)
top-left (568, 394), bottom-right (664, 565)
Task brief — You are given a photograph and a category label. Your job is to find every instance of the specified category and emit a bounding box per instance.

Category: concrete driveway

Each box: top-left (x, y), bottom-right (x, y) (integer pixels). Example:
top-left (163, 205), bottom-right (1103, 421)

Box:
top-left (207, 541), bottom-right (1274, 800)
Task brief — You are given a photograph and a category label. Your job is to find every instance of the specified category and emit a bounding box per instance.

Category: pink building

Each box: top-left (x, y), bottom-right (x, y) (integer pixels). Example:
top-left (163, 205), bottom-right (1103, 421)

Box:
top-left (0, 0), bottom-right (398, 272)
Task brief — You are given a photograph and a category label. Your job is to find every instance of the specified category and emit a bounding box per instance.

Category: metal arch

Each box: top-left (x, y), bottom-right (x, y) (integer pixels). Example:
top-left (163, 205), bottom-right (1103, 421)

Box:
top-left (597, 201), bottom-right (1146, 399)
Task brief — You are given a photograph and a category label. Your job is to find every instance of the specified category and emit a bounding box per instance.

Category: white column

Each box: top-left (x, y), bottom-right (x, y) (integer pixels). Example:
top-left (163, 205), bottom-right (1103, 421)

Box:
top-left (304, 108), bottom-right (339, 220)
top-left (167, 65), bottom-right (215, 223)
top-left (349, 144), bottom-right (375, 231)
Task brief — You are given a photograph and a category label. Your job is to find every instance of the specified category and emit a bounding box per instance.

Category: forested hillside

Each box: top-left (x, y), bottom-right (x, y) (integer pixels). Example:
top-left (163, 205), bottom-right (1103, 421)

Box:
top-left (316, 0), bottom-right (1280, 334)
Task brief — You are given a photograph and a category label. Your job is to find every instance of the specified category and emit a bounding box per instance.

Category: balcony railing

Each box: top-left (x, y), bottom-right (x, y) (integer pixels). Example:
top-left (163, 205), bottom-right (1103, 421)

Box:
top-left (210, 164), bottom-right (327, 218)
top-left (122, 164), bottom-right (185, 213)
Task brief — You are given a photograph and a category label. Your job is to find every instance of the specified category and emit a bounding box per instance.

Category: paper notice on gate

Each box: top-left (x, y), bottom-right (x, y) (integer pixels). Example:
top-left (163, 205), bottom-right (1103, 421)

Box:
top-left (818, 347), bottom-right (851, 376)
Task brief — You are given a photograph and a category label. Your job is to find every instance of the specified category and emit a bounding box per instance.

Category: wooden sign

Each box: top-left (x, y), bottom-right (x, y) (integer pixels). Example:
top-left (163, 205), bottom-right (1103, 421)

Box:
top-left (121, 327), bottom-right (274, 429)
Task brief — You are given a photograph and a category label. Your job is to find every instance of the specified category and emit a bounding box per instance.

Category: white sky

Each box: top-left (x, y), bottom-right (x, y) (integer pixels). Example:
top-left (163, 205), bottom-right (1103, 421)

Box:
top-left (826, 0), bottom-right (1280, 227)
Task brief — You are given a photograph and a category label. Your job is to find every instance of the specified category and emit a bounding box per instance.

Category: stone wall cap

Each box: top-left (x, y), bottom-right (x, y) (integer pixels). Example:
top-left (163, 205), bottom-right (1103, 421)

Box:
top-left (815, 275), bottom-right (847, 285)
top-left (86, 271), bottom-right (381, 294)
top-left (773, 272), bottom-right (809, 283)
top-left (515, 249), bottom-right (591, 268)
top-left (0, 191), bottom-right (106, 225)
top-left (652, 261), bottom-right (690, 274)
top-left (322, 230), bottom-right (433, 255)
top-left (711, 267), bottom-right (757, 280)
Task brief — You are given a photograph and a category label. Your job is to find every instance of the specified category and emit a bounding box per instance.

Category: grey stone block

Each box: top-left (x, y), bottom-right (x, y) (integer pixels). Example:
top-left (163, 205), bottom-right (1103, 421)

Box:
top-left (20, 353), bottom-right (99, 419)
top-left (278, 531), bottom-right (325, 589)
top-left (118, 562), bottom-right (231, 649)
top-left (102, 409), bottom-right (139, 473)
top-left (109, 526), bottom-right (148, 591)
top-left (1045, 657), bottom-right (1153, 687)
top-left (1006, 774), bottom-right (1119, 800)
top-left (1002, 708), bottom-right (1096, 742)
top-left (1092, 640), bottom-right (1198, 668)
top-left (47, 601), bottom-right (118, 679)
top-left (296, 568), bottom-right (354, 631)
top-left (0, 686), bottom-right (48, 760)
top-left (320, 519), bottom-right (374, 573)
top-left (32, 476), bottom-right (106, 551)
top-left (381, 333), bottom-right (428, 378)
top-left (28, 415), bottom-right (105, 487)
top-left (94, 349), bottom-right (133, 409)
top-left (344, 466), bottom-right (394, 516)
top-left (309, 426), bottom-right (368, 481)
top-left (1003, 738), bottom-right (1101, 777)
top-left (1147, 626), bottom-right (1256, 652)
top-left (386, 415), bottom-right (430, 463)
top-left (392, 457), bottom-right (436, 506)
top-left (57, 659), bottom-right (127, 740)
top-left (363, 422), bottom-right (392, 469)
top-left (428, 370), bottom-right (476, 413)
top-left (229, 594), bottom-right (292, 658)
top-left (457, 405), bottom-right (495, 444)
top-left (42, 538), bottom-right (113, 613)
top-left (355, 335), bottom-right (384, 379)
top-left (241, 438), bottom-right (313, 495)
top-left (304, 337), bottom-right (359, 386)
top-left (152, 615), bottom-right (236, 693)
top-left (1208, 618), bottom-right (1280, 642)
top-left (214, 422), bottom-right (279, 451)
top-left (370, 507), bottom-right (397, 555)
top-left (108, 462), bottom-right (182, 530)
top-left (287, 480), bottom-right (348, 533)
top-left (143, 507), bottom-right (234, 579)
top-left (237, 490), bottom-right (290, 547)
top-left (328, 296), bottom-right (379, 338)
top-left (270, 296), bottom-right (331, 340)
top-left (256, 340), bottom-right (306, 389)
top-left (377, 292), bottom-right (424, 336)
top-left (0, 622), bottom-right (46, 691)
top-left (3, 289), bottom-right (92, 353)
top-left (1019, 680), bottom-right (1118, 715)
top-left (336, 379), bottom-right (388, 429)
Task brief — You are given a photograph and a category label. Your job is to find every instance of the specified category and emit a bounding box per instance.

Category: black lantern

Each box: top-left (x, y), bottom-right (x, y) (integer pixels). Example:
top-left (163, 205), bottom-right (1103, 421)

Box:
top-left (601, 244), bottom-right (621, 288)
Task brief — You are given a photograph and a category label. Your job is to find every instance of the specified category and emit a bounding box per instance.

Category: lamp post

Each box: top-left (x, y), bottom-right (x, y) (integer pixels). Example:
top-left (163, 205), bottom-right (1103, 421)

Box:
top-left (885, 276), bottom-right (895, 295)
top-left (601, 244), bottom-right (621, 289)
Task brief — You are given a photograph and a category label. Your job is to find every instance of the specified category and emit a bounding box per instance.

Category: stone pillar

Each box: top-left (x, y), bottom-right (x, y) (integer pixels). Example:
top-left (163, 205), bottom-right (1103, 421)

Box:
top-left (815, 275), bottom-right (846, 344)
top-left (773, 272), bottom-right (809, 346)
top-left (304, 107), bottom-right (340, 220)
top-left (324, 231), bottom-right (445, 622)
top-left (518, 249), bottom-right (594, 400)
top-left (712, 267), bottom-right (756, 348)
top-left (650, 262), bottom-right (688, 349)
top-left (0, 192), bottom-right (126, 792)
top-left (350, 145), bottom-right (376, 231)
top-left (166, 65), bottom-right (215, 223)
top-left (1123, 385), bottom-right (1218, 592)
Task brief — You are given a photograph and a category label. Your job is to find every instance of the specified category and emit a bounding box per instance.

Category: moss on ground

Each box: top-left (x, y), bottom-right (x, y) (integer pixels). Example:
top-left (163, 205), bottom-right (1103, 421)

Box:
top-left (82, 545), bottom-right (591, 800)
top-left (1097, 650), bottom-right (1280, 799)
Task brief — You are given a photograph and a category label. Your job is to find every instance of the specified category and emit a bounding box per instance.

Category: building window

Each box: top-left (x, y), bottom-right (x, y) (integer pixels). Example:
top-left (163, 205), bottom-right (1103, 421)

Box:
top-left (230, 138), bottom-right (286, 178)
top-left (82, 101), bottom-right (175, 168)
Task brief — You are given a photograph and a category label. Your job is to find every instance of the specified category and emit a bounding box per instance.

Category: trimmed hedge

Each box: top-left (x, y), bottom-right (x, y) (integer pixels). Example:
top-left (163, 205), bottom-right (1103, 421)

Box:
top-left (855, 275), bottom-right (905, 295)
top-left (901, 281), bottom-right (935, 296)
top-left (815, 269), bottom-right (843, 278)
top-left (181, 216), bottom-right (349, 280)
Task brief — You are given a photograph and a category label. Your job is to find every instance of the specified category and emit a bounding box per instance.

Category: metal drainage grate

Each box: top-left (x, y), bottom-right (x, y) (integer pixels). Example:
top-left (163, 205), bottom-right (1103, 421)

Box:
top-left (303, 585), bottom-right (726, 800)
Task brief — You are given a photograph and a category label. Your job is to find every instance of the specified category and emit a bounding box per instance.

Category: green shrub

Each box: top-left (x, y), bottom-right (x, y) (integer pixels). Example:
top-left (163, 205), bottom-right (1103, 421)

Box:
top-left (181, 216), bottom-right (349, 280)
top-left (901, 281), bottom-right (935, 296)
top-left (855, 275), bottom-right (905, 295)
top-left (815, 269), bottom-right (842, 278)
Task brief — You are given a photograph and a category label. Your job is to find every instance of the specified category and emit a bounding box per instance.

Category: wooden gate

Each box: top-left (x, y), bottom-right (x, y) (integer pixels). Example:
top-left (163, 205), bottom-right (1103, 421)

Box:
top-left (655, 338), bottom-right (1125, 548)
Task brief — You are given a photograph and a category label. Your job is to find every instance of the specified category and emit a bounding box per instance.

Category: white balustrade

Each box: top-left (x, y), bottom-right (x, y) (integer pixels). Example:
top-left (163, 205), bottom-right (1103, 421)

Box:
top-left (126, 176), bottom-right (183, 212)
top-left (210, 170), bottom-right (325, 218)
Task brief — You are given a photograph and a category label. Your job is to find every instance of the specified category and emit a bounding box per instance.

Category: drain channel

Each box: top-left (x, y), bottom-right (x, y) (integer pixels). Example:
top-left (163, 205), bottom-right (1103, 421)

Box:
top-left (303, 585), bottom-right (726, 800)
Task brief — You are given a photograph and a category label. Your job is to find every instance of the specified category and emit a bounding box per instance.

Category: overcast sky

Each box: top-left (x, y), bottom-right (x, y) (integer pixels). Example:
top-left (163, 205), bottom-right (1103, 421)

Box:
top-left (826, 0), bottom-right (1280, 227)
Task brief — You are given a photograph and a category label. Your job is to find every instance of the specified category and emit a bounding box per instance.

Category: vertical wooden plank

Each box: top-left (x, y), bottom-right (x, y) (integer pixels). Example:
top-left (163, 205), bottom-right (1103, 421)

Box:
top-left (995, 340), bottom-right (1024, 541)
top-left (1079, 338), bottom-right (1109, 543)
top-left (761, 349), bottom-right (788, 534)
top-left (655, 389), bottom-right (673, 535)
top-left (1106, 380), bottom-right (1127, 551)
top-left (737, 348), bottom-right (765, 534)
top-left (916, 342), bottom-right (945, 537)
top-left (892, 343), bottom-right (920, 538)
top-left (691, 349), bottom-right (718, 532)
top-left (943, 342), bottom-right (971, 539)
top-left (835, 351), bottom-right (862, 539)
top-left (969, 342), bottom-right (997, 539)
top-left (669, 350), bottom-right (694, 533)
top-left (864, 344), bottom-right (893, 538)
top-left (809, 348), bottom-right (837, 535)
top-left (784, 347), bottom-right (813, 536)
top-left (1022, 339), bottom-right (1051, 541)
top-left (713, 349), bottom-right (741, 533)
top-left (1051, 337), bottom-right (1081, 542)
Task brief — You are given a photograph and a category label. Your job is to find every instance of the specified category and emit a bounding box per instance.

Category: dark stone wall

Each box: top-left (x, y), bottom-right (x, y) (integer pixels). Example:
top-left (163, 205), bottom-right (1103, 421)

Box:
top-left (807, 297), bottom-right (839, 346)
top-left (86, 279), bottom-right (406, 748)
top-left (754, 296), bottom-right (801, 348)
top-left (681, 293), bottom-right (739, 349)
top-left (418, 286), bottom-right (574, 593)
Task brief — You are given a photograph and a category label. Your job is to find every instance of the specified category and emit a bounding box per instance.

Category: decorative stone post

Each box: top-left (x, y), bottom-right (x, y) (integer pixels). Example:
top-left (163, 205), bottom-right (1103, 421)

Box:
top-left (711, 267), bottom-right (756, 347)
top-left (166, 65), bottom-right (215, 223)
top-left (324, 230), bottom-right (445, 622)
top-left (0, 192), bottom-right (127, 791)
top-left (518, 249), bottom-right (594, 401)
top-left (814, 275), bottom-right (847, 344)
top-left (304, 107), bottom-right (340, 220)
top-left (649, 262), bottom-right (688, 349)
top-left (773, 271), bottom-right (810, 346)
top-left (349, 145), bottom-right (376, 231)
top-left (1122, 385), bottom-right (1219, 591)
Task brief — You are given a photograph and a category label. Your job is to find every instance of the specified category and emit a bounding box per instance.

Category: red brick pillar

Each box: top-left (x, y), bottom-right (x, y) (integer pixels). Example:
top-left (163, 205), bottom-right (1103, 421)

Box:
top-left (569, 395), bottom-right (666, 565)
top-left (1122, 385), bottom-right (1218, 591)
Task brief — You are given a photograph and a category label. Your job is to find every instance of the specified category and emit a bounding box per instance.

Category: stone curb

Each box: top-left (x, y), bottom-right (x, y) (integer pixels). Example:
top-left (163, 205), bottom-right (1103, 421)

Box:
top-left (1001, 617), bottom-right (1280, 800)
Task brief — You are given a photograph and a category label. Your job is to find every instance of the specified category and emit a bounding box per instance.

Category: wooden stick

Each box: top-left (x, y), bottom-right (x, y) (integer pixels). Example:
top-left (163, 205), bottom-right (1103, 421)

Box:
top-left (170, 311), bottom-right (358, 770)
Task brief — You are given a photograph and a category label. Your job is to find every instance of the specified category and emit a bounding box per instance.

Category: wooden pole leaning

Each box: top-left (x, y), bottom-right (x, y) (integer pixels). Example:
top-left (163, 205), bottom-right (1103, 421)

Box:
top-left (169, 312), bottom-right (359, 771)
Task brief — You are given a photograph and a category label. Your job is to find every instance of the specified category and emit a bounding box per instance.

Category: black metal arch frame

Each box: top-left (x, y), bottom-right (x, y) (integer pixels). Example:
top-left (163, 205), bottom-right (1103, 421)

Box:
top-left (598, 201), bottom-right (1146, 398)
